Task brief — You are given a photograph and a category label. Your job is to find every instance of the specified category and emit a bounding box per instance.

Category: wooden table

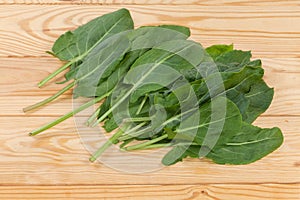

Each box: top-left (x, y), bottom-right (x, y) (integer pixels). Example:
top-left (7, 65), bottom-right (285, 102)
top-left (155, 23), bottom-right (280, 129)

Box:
top-left (0, 0), bottom-right (299, 199)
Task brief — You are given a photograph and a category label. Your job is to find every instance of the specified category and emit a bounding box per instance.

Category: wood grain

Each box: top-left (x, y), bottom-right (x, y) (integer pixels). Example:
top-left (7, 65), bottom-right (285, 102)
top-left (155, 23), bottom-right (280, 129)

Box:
top-left (0, 184), bottom-right (299, 200)
top-left (0, 5), bottom-right (299, 57)
top-left (1, 0), bottom-right (300, 6)
top-left (0, 57), bottom-right (299, 116)
top-left (0, 115), bottom-right (298, 185)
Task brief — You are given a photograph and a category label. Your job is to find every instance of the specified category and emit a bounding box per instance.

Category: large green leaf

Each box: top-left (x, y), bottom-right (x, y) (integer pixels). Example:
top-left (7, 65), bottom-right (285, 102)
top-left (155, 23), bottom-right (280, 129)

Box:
top-left (51, 8), bottom-right (134, 61)
top-left (162, 97), bottom-right (242, 165)
top-left (74, 25), bottom-right (190, 98)
top-left (73, 32), bottom-right (131, 96)
top-left (96, 39), bottom-right (205, 124)
top-left (123, 40), bottom-right (206, 103)
top-left (206, 122), bottom-right (283, 164)
top-left (171, 97), bottom-right (242, 145)
top-left (197, 57), bottom-right (273, 123)
top-left (162, 119), bottom-right (283, 166)
top-left (73, 50), bottom-right (140, 98)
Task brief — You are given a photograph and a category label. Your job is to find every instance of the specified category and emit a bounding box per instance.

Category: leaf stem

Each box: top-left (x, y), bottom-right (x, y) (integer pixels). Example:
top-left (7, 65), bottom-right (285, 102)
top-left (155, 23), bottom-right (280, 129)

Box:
top-left (123, 142), bottom-right (199, 151)
top-left (86, 106), bottom-right (102, 126)
top-left (123, 117), bottom-right (151, 122)
top-left (136, 95), bottom-right (148, 115)
top-left (119, 138), bottom-right (134, 149)
top-left (124, 134), bottom-right (168, 151)
top-left (23, 81), bottom-right (76, 112)
top-left (124, 143), bottom-right (172, 150)
top-left (38, 59), bottom-right (77, 88)
top-left (89, 126), bottom-right (127, 162)
top-left (29, 94), bottom-right (108, 136)
top-left (118, 122), bottom-right (148, 141)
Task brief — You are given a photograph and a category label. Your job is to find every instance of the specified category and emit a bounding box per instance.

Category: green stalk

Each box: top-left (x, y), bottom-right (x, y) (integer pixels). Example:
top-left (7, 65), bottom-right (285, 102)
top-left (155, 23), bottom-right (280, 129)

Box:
top-left (123, 117), bottom-right (151, 123)
top-left (136, 95), bottom-right (148, 115)
top-left (119, 138), bottom-right (134, 149)
top-left (124, 142), bottom-right (199, 151)
top-left (86, 106), bottom-right (102, 126)
top-left (118, 122), bottom-right (147, 141)
top-left (90, 126), bottom-right (128, 162)
top-left (29, 94), bottom-right (109, 136)
top-left (38, 59), bottom-right (77, 88)
top-left (90, 122), bottom-right (153, 161)
top-left (23, 81), bottom-right (76, 112)
top-left (161, 107), bottom-right (198, 127)
top-left (124, 134), bottom-right (168, 151)
top-left (124, 143), bottom-right (172, 150)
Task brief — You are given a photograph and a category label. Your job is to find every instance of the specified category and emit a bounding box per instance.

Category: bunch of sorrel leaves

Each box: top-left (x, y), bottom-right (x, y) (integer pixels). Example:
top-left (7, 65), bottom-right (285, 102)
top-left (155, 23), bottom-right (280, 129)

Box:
top-left (24, 8), bottom-right (283, 166)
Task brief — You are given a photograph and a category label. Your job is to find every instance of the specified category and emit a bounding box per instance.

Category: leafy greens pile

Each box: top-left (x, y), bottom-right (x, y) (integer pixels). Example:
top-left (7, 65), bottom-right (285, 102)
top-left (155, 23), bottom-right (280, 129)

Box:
top-left (24, 8), bottom-right (283, 166)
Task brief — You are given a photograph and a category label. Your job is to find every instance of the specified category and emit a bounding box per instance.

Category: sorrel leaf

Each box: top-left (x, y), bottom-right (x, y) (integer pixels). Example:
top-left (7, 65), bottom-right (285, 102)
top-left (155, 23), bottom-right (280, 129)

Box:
top-left (51, 8), bottom-right (134, 61)
top-left (206, 122), bottom-right (283, 164)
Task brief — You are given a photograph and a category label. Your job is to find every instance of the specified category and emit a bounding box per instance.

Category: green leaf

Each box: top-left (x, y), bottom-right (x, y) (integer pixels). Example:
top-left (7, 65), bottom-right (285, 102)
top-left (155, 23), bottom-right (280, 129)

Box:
top-left (152, 79), bottom-right (203, 110)
top-left (103, 117), bottom-right (119, 132)
top-left (74, 25), bottom-right (190, 98)
top-left (206, 122), bottom-right (283, 164)
top-left (197, 62), bottom-right (264, 104)
top-left (74, 50), bottom-right (138, 97)
top-left (162, 145), bottom-right (188, 165)
top-left (215, 50), bottom-right (252, 72)
top-left (162, 97), bottom-right (242, 165)
top-left (98, 95), bottom-right (112, 119)
top-left (51, 8), bottom-right (134, 61)
top-left (226, 78), bottom-right (274, 123)
top-left (73, 33), bottom-right (131, 96)
top-left (158, 25), bottom-right (190, 36)
top-left (123, 40), bottom-right (206, 103)
top-left (162, 145), bottom-right (204, 166)
top-left (205, 44), bottom-right (233, 60)
top-left (174, 97), bottom-right (242, 146)
top-left (129, 25), bottom-right (190, 51)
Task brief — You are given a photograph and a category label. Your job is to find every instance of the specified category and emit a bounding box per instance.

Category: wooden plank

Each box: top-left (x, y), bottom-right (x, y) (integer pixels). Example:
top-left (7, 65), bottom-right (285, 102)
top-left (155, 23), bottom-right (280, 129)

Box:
top-left (0, 116), bottom-right (298, 185)
top-left (0, 5), bottom-right (299, 57)
top-left (0, 184), bottom-right (299, 200)
top-left (0, 57), bottom-right (299, 116)
top-left (1, 0), bottom-right (300, 6)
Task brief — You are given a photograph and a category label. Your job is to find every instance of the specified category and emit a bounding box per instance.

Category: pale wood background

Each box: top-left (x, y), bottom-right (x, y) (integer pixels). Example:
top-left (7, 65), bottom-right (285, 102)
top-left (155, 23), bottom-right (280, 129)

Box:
top-left (0, 0), bottom-right (299, 199)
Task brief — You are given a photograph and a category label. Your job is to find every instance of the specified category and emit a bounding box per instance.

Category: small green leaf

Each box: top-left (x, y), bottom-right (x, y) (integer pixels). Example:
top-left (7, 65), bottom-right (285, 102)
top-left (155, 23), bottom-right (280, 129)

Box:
top-left (206, 44), bottom-right (233, 60)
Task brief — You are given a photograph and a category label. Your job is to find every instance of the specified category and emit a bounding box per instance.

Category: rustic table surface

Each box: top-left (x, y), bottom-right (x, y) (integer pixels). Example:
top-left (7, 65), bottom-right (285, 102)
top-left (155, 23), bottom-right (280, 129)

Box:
top-left (0, 0), bottom-right (299, 199)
